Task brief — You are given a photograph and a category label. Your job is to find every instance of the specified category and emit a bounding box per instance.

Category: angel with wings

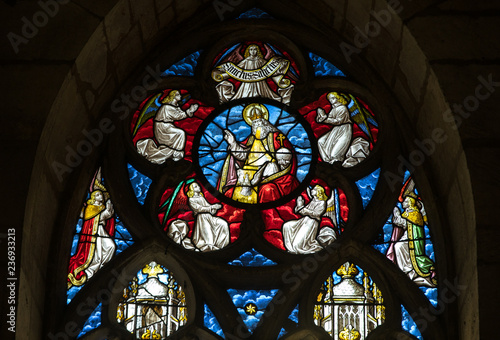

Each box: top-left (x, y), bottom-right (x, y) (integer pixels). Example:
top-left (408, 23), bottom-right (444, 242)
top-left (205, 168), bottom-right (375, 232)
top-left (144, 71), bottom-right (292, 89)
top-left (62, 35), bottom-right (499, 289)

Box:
top-left (316, 92), bottom-right (377, 167)
top-left (135, 90), bottom-right (198, 164)
top-left (162, 180), bottom-right (230, 252)
top-left (282, 184), bottom-right (337, 254)
top-left (68, 169), bottom-right (116, 288)
top-left (212, 43), bottom-right (297, 104)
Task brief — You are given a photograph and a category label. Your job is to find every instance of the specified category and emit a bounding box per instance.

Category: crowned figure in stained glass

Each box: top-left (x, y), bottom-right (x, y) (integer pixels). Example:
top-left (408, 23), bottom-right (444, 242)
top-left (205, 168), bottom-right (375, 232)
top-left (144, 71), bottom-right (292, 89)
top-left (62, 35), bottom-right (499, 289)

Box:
top-left (216, 103), bottom-right (299, 204)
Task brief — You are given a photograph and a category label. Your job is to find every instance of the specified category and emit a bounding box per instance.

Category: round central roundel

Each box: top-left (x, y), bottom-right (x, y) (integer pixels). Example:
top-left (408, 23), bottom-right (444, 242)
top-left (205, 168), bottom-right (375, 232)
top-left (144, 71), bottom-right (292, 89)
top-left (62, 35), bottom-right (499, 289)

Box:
top-left (197, 102), bottom-right (312, 205)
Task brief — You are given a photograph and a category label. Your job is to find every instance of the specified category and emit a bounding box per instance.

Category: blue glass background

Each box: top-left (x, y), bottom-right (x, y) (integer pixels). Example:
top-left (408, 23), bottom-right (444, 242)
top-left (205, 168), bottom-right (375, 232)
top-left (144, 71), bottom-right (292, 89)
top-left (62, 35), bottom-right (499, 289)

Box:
top-left (401, 305), bottom-right (423, 339)
top-left (127, 163), bottom-right (152, 204)
top-left (309, 52), bottom-right (346, 77)
top-left (161, 50), bottom-right (202, 77)
top-left (135, 263), bottom-right (174, 287)
top-left (355, 168), bottom-right (380, 209)
top-left (420, 286), bottom-right (438, 308)
top-left (372, 216), bottom-right (394, 255)
top-left (204, 304), bottom-right (225, 338)
top-left (228, 249), bottom-right (277, 266)
top-left (227, 289), bottom-right (279, 333)
top-left (237, 8), bottom-right (274, 19)
top-left (77, 303), bottom-right (102, 338)
top-left (404, 169), bottom-right (411, 182)
top-left (277, 304), bottom-right (299, 338)
top-left (199, 104), bottom-right (312, 188)
top-left (67, 285), bottom-right (83, 305)
top-left (288, 304), bottom-right (299, 324)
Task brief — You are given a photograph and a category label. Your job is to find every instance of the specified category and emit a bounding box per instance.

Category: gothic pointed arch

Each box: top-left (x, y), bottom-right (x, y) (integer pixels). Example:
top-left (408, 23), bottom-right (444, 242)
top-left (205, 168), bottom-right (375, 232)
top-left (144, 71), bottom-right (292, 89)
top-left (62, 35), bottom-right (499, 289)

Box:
top-left (18, 1), bottom-right (477, 339)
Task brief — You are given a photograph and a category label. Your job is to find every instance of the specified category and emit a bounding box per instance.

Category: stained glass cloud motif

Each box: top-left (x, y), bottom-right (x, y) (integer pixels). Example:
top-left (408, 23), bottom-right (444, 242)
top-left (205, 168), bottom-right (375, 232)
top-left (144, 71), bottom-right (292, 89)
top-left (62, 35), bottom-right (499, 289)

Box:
top-left (401, 305), bottom-right (423, 339)
top-left (211, 42), bottom-right (299, 104)
top-left (117, 261), bottom-right (187, 339)
top-left (131, 89), bottom-right (213, 164)
top-left (161, 50), bottom-right (202, 77)
top-left (67, 168), bottom-right (134, 304)
top-left (309, 52), bottom-right (346, 77)
top-left (262, 178), bottom-right (348, 254)
top-left (77, 303), bottom-right (102, 339)
top-left (278, 304), bottom-right (299, 337)
top-left (228, 248), bottom-right (277, 266)
top-left (289, 304), bottom-right (299, 324)
top-left (158, 175), bottom-right (244, 252)
top-left (373, 173), bottom-right (437, 290)
top-left (314, 262), bottom-right (385, 339)
top-left (355, 168), bottom-right (381, 209)
top-left (198, 102), bottom-right (312, 205)
top-left (227, 289), bottom-right (279, 333)
top-left (204, 304), bottom-right (225, 338)
top-left (236, 8), bottom-right (274, 19)
top-left (127, 163), bottom-right (152, 205)
top-left (420, 286), bottom-right (438, 308)
top-left (300, 92), bottom-right (378, 168)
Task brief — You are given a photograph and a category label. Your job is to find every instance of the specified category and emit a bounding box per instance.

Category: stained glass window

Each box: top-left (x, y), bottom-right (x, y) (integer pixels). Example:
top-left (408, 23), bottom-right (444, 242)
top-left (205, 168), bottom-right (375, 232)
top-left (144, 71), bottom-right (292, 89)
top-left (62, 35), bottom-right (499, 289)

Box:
top-left (227, 289), bottom-right (279, 333)
top-left (117, 262), bottom-right (187, 339)
top-left (309, 52), bottom-right (346, 77)
top-left (204, 304), bottom-right (224, 338)
top-left (59, 7), bottom-right (447, 339)
top-left (373, 170), bottom-right (438, 307)
top-left (77, 303), bottom-right (102, 339)
top-left (67, 168), bottom-right (134, 304)
top-left (314, 263), bottom-right (385, 339)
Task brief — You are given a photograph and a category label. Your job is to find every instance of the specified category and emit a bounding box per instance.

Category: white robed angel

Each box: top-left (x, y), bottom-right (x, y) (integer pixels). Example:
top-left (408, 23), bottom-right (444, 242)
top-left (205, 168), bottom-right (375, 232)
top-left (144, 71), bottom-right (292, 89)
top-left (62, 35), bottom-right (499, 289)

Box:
top-left (316, 92), bottom-right (373, 167)
top-left (136, 90), bottom-right (198, 163)
top-left (169, 182), bottom-right (230, 252)
top-left (316, 92), bottom-right (353, 164)
top-left (282, 185), bottom-right (337, 254)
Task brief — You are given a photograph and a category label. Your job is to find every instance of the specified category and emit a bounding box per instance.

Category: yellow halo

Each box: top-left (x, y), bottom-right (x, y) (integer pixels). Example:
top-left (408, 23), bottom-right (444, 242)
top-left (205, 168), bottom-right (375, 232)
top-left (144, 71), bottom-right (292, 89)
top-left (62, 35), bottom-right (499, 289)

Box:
top-left (242, 103), bottom-right (269, 126)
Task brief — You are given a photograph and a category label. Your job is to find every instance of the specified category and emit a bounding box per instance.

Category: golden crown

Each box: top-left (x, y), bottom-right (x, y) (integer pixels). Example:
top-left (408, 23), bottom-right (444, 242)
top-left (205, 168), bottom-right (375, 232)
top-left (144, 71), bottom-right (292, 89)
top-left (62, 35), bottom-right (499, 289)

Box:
top-left (337, 262), bottom-right (359, 278)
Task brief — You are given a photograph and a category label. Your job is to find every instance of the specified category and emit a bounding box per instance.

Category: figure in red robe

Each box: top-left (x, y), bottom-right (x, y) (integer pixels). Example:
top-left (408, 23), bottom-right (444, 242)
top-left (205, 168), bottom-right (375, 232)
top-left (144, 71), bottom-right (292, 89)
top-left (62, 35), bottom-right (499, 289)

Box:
top-left (217, 103), bottom-right (299, 204)
top-left (68, 188), bottom-right (116, 288)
